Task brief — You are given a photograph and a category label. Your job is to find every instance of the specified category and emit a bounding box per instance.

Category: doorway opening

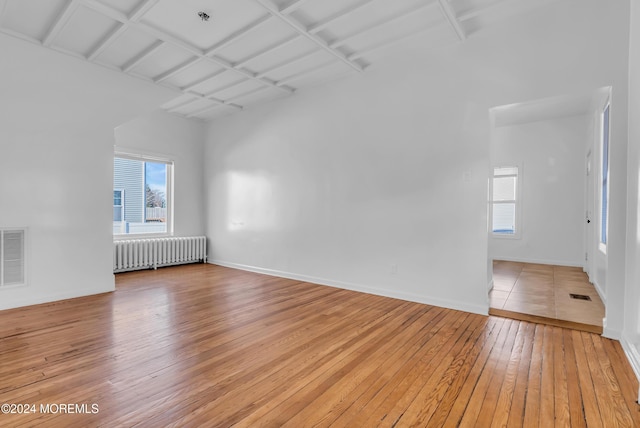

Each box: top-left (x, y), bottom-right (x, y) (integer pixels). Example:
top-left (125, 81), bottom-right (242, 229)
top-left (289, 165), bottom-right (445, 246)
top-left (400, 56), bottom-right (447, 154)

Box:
top-left (487, 89), bottom-right (611, 333)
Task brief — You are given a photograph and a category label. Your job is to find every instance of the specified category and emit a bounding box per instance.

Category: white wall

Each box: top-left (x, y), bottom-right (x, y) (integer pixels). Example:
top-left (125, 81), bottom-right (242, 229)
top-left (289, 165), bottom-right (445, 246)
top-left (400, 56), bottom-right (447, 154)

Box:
top-left (0, 36), bottom-right (177, 310)
top-left (114, 110), bottom-right (206, 237)
top-left (490, 115), bottom-right (589, 267)
top-left (204, 0), bottom-right (630, 316)
top-left (623, 0), bottom-right (640, 377)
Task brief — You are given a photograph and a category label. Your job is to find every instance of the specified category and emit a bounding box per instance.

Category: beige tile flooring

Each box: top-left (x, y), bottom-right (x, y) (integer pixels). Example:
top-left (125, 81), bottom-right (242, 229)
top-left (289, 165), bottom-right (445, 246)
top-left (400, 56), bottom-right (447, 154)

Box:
top-left (489, 260), bottom-right (605, 328)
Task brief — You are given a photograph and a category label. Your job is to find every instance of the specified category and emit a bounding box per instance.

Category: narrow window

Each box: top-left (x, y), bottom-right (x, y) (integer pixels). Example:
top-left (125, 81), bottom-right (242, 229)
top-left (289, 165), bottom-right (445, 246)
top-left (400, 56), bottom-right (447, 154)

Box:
top-left (600, 104), bottom-right (610, 249)
top-left (492, 166), bottom-right (519, 236)
top-left (114, 153), bottom-right (173, 236)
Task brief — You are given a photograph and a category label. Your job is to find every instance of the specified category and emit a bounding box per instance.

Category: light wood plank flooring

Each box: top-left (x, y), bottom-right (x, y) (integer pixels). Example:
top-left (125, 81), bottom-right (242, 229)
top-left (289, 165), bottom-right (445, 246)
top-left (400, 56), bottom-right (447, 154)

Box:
top-left (490, 261), bottom-right (605, 334)
top-left (0, 264), bottom-right (638, 426)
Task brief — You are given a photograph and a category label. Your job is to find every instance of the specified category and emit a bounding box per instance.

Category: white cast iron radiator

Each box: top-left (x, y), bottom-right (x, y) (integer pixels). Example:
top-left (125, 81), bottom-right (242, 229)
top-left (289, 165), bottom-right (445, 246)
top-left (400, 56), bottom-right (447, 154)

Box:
top-left (113, 236), bottom-right (207, 273)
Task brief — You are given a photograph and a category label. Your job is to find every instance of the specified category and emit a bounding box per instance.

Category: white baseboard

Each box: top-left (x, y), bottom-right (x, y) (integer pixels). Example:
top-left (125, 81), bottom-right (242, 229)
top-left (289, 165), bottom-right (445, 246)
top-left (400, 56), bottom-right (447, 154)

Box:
top-left (0, 284), bottom-right (115, 311)
top-left (592, 280), bottom-right (606, 305)
top-left (620, 336), bottom-right (640, 402)
top-left (210, 259), bottom-right (489, 316)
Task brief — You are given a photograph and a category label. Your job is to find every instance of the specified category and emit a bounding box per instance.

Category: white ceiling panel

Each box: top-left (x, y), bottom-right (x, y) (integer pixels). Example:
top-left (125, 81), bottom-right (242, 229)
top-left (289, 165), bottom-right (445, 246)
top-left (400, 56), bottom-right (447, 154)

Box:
top-left (140, 0), bottom-right (268, 50)
top-left (189, 70), bottom-right (247, 96)
top-left (52, 5), bottom-right (120, 57)
top-left (316, 2), bottom-right (440, 49)
top-left (190, 104), bottom-right (238, 121)
top-left (211, 79), bottom-right (266, 100)
top-left (161, 93), bottom-right (200, 110)
top-left (241, 37), bottom-right (318, 75)
top-left (93, 26), bottom-right (159, 68)
top-left (261, 49), bottom-right (341, 82)
top-left (0, 0), bottom-right (67, 41)
top-left (172, 98), bottom-right (218, 115)
top-left (162, 60), bottom-right (225, 89)
top-left (215, 18), bottom-right (297, 64)
top-left (99, 0), bottom-right (145, 16)
top-left (276, 61), bottom-right (352, 88)
top-left (0, 0), bottom-right (558, 122)
top-left (131, 43), bottom-right (196, 79)
top-left (229, 86), bottom-right (289, 107)
top-left (334, 8), bottom-right (445, 56)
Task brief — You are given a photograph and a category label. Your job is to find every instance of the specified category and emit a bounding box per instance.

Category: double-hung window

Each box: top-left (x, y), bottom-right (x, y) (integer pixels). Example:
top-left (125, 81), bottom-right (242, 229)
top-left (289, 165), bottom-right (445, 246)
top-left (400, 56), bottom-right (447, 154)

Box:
top-left (492, 166), bottom-right (520, 236)
top-left (113, 150), bottom-right (173, 237)
top-left (600, 104), bottom-right (610, 251)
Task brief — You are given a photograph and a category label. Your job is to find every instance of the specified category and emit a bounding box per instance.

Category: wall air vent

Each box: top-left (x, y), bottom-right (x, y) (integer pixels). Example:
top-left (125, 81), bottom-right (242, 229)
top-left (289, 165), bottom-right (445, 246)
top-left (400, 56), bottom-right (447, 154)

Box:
top-left (1, 228), bottom-right (26, 287)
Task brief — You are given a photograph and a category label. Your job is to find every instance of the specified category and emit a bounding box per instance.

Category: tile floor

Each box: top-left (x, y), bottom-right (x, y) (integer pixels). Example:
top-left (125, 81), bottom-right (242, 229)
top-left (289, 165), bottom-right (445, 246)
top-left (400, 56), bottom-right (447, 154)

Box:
top-left (489, 260), bottom-right (605, 327)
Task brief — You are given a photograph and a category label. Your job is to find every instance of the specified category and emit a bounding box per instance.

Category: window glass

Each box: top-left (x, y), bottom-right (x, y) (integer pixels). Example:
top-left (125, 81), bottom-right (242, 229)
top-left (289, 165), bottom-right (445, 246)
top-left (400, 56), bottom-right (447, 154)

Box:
top-left (114, 155), bottom-right (172, 236)
top-left (492, 166), bottom-right (518, 235)
top-left (600, 104), bottom-right (610, 246)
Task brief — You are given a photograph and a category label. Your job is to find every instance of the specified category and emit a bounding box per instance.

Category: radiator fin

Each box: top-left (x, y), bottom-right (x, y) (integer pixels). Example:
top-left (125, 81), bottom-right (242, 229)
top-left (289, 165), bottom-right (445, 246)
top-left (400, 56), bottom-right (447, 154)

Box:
top-left (113, 236), bottom-right (207, 273)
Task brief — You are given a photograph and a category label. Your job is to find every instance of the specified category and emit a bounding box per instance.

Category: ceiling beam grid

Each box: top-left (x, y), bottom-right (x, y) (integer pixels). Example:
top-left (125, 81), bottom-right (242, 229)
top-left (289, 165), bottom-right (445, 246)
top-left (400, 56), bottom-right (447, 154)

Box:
top-left (234, 34), bottom-right (300, 69)
top-left (122, 39), bottom-right (164, 72)
top-left (348, 25), bottom-right (436, 61)
top-left (79, 0), bottom-right (294, 94)
top-left (308, 0), bottom-right (376, 34)
top-left (281, 0), bottom-right (315, 15)
top-left (223, 86), bottom-right (270, 104)
top-left (154, 57), bottom-right (203, 83)
top-left (253, 0), bottom-right (364, 73)
top-left (457, 0), bottom-right (508, 22)
top-left (87, 23), bottom-right (127, 61)
top-left (204, 14), bottom-right (271, 56)
top-left (181, 69), bottom-right (228, 92)
top-left (329, 2), bottom-right (434, 50)
top-left (129, 0), bottom-right (160, 22)
top-left (42, 0), bottom-right (80, 47)
top-left (437, 0), bottom-right (466, 41)
top-left (276, 60), bottom-right (337, 86)
top-left (255, 49), bottom-right (317, 79)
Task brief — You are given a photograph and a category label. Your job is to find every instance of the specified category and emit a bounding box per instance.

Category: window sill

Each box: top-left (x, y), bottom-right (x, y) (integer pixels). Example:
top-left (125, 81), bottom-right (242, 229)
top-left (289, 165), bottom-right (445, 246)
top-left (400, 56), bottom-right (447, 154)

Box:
top-left (491, 233), bottom-right (521, 240)
top-left (599, 242), bottom-right (607, 255)
top-left (114, 233), bottom-right (174, 241)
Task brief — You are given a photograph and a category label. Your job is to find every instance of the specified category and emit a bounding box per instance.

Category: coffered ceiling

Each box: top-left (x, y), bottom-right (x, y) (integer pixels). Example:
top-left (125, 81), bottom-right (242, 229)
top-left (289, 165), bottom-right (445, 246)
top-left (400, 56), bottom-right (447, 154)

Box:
top-left (0, 0), bottom-right (556, 121)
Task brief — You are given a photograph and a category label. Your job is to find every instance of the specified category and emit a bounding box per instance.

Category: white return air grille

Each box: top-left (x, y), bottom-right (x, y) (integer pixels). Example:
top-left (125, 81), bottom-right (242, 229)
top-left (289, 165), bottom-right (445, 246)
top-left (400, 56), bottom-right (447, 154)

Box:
top-left (113, 236), bottom-right (207, 273)
top-left (1, 228), bottom-right (26, 287)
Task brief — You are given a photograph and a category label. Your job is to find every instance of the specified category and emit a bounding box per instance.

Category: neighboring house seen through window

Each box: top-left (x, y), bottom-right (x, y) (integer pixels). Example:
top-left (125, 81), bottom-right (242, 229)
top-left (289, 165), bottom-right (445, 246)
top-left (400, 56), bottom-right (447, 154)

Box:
top-left (114, 152), bottom-right (173, 236)
top-left (492, 166), bottom-right (519, 236)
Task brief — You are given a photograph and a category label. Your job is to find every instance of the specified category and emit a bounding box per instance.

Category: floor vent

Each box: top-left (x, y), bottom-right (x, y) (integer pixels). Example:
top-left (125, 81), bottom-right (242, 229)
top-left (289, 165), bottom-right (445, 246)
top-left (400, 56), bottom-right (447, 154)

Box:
top-left (569, 293), bottom-right (592, 301)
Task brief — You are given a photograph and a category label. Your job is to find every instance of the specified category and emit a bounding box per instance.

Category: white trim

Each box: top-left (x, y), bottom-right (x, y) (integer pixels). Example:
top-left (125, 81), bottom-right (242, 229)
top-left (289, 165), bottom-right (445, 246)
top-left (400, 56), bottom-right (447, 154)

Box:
top-left (209, 259), bottom-right (489, 316)
top-left (114, 146), bottom-right (174, 164)
top-left (592, 278), bottom-right (606, 305)
top-left (620, 336), bottom-right (640, 404)
top-left (113, 150), bottom-right (174, 238)
top-left (490, 164), bottom-right (522, 239)
top-left (487, 280), bottom-right (494, 291)
top-left (0, 284), bottom-right (114, 311)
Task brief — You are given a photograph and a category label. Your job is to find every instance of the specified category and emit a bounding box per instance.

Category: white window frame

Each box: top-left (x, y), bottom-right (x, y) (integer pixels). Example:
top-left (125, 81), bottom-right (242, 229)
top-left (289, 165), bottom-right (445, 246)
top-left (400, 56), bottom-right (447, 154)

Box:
top-left (491, 165), bottom-right (522, 239)
top-left (598, 102), bottom-right (610, 254)
top-left (114, 147), bottom-right (174, 240)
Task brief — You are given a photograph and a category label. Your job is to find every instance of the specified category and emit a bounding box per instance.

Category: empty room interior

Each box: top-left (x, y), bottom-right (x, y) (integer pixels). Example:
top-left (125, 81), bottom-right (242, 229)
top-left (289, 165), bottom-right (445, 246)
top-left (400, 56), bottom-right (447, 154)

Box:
top-left (3, 0), bottom-right (640, 425)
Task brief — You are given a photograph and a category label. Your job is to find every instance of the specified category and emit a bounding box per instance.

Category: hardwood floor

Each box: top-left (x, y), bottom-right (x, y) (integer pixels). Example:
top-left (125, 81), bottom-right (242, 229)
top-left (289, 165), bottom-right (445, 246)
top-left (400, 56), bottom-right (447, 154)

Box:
top-left (489, 261), bottom-right (605, 333)
top-left (0, 264), bottom-right (638, 427)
